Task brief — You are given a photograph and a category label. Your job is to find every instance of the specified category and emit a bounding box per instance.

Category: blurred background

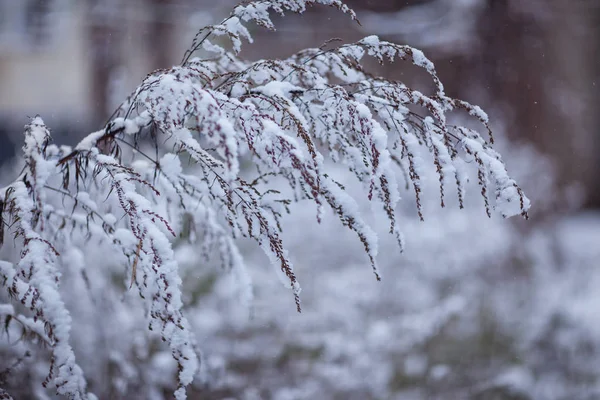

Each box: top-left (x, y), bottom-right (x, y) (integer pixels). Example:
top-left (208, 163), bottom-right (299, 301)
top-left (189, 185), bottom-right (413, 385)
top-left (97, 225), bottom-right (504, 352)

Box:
top-left (1, 0), bottom-right (598, 206)
top-left (1, 1), bottom-right (600, 399)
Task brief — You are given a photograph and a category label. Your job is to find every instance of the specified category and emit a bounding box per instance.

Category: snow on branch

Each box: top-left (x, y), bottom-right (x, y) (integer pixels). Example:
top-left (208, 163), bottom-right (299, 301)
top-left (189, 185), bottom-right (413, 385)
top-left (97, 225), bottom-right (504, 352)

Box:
top-left (0, 0), bottom-right (530, 398)
top-left (1, 119), bottom-right (88, 399)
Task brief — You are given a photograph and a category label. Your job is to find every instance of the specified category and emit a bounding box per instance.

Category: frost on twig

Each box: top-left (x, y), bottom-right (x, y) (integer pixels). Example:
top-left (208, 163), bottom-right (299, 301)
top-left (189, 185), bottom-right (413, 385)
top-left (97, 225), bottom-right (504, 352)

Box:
top-left (0, 1), bottom-right (529, 398)
top-left (1, 119), bottom-right (88, 399)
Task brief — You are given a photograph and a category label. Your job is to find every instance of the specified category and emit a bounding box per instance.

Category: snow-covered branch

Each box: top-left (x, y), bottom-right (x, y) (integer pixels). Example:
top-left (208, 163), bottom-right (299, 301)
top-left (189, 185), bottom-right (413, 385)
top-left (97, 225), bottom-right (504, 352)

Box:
top-left (0, 1), bottom-right (529, 398)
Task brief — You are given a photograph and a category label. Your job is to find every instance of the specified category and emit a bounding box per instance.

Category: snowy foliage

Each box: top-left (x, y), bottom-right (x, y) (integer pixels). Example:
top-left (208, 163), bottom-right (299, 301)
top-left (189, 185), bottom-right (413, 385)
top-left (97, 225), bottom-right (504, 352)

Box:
top-left (0, 1), bottom-right (529, 398)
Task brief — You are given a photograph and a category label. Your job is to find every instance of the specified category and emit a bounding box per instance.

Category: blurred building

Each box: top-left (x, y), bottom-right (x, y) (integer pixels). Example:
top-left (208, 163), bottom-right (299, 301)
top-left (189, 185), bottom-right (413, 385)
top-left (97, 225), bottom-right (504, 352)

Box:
top-left (0, 0), bottom-right (220, 155)
top-left (0, 1), bottom-right (89, 123)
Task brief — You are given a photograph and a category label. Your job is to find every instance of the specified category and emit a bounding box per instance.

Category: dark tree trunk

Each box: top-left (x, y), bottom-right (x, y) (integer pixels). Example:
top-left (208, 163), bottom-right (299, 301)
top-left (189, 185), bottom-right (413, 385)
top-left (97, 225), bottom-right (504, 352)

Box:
top-left (86, 0), bottom-right (121, 127)
top-left (26, 0), bottom-right (52, 46)
top-left (146, 0), bottom-right (176, 70)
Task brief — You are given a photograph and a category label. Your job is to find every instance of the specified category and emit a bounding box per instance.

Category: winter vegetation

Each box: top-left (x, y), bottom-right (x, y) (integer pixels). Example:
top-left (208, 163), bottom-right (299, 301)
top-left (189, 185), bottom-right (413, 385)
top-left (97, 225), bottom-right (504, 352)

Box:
top-left (0, 1), bottom-right (544, 399)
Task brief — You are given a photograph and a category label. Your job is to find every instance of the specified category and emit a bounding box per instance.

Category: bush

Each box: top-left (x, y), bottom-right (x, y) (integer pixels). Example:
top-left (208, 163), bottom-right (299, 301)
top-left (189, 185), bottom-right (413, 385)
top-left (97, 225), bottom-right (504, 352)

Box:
top-left (0, 1), bottom-right (529, 399)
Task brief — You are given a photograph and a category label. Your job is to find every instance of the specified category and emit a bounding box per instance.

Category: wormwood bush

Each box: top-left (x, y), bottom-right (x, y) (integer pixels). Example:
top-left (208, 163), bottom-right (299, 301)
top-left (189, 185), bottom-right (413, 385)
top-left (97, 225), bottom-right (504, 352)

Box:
top-left (0, 1), bottom-right (530, 399)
